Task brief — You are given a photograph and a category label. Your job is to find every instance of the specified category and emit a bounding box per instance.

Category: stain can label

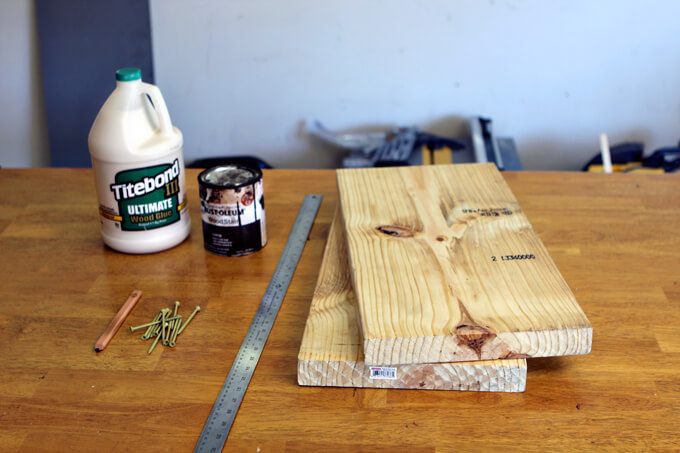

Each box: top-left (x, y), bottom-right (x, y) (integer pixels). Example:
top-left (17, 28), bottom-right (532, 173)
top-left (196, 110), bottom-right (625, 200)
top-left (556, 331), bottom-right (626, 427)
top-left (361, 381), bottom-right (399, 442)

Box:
top-left (198, 165), bottom-right (267, 256)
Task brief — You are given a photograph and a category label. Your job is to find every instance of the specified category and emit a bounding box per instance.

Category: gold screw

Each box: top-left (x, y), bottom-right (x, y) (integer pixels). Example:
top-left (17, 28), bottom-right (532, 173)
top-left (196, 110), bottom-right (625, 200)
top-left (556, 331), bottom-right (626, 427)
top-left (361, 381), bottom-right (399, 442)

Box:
top-left (177, 306), bottom-right (201, 335)
top-left (141, 311), bottom-right (162, 340)
top-left (148, 321), bottom-right (161, 339)
top-left (131, 316), bottom-right (180, 333)
top-left (160, 309), bottom-right (170, 345)
top-left (169, 317), bottom-right (182, 347)
top-left (136, 304), bottom-right (194, 354)
top-left (151, 311), bottom-right (170, 339)
top-left (147, 331), bottom-right (162, 354)
top-left (168, 320), bottom-right (182, 348)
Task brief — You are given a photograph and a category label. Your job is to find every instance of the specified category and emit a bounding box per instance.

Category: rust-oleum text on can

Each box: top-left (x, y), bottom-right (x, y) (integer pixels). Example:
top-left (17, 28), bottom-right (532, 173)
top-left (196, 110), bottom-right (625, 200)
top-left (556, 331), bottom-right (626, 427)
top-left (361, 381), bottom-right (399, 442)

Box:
top-left (198, 165), bottom-right (267, 256)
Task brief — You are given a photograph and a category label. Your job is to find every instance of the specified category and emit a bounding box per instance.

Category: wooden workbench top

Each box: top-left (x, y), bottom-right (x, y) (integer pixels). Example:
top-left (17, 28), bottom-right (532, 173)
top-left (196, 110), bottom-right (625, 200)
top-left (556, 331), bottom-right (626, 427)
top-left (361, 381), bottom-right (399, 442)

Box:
top-left (1, 168), bottom-right (679, 452)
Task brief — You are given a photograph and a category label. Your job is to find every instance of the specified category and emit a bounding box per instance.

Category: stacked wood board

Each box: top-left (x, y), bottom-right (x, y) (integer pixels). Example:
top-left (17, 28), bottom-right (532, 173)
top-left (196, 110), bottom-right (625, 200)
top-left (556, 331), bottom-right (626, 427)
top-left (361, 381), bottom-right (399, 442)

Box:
top-left (298, 163), bottom-right (592, 392)
top-left (297, 208), bottom-right (527, 392)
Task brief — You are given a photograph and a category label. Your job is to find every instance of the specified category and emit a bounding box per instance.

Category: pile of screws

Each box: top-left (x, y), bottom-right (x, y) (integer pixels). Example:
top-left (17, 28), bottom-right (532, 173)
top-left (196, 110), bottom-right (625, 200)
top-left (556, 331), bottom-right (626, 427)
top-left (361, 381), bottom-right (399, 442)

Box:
top-left (129, 301), bottom-right (200, 354)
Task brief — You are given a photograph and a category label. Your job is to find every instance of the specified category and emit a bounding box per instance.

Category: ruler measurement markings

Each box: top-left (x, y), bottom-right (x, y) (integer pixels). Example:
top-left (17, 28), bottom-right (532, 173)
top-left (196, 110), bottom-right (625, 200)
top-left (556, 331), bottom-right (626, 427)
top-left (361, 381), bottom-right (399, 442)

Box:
top-left (194, 194), bottom-right (323, 453)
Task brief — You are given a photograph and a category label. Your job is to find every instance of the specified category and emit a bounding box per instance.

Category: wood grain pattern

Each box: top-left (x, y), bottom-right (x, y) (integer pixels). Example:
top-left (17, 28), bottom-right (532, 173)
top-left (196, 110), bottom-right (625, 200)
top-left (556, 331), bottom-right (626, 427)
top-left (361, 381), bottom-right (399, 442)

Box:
top-left (298, 208), bottom-right (526, 392)
top-left (1, 168), bottom-right (679, 452)
top-left (337, 163), bottom-right (592, 366)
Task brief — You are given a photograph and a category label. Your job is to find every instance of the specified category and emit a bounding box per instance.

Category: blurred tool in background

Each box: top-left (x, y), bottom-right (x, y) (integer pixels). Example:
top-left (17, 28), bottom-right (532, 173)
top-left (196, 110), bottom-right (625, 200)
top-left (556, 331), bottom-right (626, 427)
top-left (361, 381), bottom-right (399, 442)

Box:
top-left (308, 117), bottom-right (523, 170)
top-left (583, 140), bottom-right (680, 173)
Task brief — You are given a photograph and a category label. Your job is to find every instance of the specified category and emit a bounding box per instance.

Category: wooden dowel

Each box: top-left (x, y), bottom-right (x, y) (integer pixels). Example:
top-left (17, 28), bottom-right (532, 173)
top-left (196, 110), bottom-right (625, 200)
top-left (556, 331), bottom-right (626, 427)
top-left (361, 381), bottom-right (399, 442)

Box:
top-left (600, 133), bottom-right (613, 174)
top-left (94, 290), bottom-right (143, 352)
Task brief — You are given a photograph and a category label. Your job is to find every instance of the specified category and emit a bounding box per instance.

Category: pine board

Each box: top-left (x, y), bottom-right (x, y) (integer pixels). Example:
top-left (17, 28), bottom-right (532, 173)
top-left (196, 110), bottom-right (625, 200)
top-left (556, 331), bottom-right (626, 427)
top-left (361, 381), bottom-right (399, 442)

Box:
top-left (337, 163), bottom-right (592, 366)
top-left (297, 208), bottom-right (527, 392)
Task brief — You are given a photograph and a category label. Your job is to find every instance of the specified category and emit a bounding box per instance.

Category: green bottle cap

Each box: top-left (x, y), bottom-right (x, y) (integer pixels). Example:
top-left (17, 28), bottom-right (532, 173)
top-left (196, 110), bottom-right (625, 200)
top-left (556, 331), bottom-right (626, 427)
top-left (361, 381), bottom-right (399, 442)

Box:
top-left (116, 68), bottom-right (141, 82)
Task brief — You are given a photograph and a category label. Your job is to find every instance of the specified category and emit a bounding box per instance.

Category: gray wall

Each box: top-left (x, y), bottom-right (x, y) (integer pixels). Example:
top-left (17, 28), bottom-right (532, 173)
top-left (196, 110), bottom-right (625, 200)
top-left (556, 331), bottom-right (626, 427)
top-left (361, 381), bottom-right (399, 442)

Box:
top-left (0, 0), bottom-right (49, 167)
top-left (36, 0), bottom-right (155, 167)
top-left (2, 0), bottom-right (679, 169)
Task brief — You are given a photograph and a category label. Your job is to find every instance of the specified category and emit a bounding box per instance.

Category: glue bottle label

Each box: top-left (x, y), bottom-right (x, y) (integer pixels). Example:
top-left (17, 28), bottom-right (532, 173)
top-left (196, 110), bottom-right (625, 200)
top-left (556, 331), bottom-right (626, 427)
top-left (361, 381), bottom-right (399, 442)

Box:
top-left (104, 159), bottom-right (186, 231)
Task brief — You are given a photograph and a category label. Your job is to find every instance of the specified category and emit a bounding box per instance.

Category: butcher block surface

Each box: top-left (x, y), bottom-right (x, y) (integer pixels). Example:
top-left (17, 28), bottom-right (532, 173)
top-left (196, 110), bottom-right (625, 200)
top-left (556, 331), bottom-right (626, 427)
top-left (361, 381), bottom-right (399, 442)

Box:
top-left (1, 167), bottom-right (679, 451)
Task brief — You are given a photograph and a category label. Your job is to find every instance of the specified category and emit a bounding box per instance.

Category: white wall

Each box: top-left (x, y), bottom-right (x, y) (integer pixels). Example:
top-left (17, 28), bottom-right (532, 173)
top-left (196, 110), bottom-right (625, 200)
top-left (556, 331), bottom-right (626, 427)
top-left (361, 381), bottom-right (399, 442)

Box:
top-left (150, 0), bottom-right (680, 170)
top-left (1, 1), bottom-right (679, 169)
top-left (0, 0), bottom-right (49, 167)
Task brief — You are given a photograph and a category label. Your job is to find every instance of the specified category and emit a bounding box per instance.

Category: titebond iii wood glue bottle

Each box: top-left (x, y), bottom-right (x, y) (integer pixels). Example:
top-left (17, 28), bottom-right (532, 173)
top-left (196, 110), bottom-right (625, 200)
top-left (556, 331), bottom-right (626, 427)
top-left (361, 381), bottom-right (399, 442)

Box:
top-left (88, 68), bottom-right (191, 253)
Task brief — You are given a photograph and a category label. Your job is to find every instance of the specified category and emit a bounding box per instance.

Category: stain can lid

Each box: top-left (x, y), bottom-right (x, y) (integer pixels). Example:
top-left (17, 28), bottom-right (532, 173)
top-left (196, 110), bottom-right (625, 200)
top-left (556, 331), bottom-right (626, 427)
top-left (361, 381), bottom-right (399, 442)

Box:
top-left (198, 165), bottom-right (262, 189)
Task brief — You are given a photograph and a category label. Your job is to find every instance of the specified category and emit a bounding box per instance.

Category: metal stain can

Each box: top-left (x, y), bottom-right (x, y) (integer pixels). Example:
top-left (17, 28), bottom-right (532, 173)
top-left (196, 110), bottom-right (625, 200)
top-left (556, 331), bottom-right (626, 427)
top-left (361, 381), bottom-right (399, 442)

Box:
top-left (198, 165), bottom-right (267, 256)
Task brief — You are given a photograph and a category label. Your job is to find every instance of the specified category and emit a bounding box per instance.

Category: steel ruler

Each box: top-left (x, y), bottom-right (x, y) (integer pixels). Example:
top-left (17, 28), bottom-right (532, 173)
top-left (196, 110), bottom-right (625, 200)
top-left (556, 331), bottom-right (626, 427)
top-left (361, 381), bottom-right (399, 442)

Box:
top-left (194, 194), bottom-right (323, 453)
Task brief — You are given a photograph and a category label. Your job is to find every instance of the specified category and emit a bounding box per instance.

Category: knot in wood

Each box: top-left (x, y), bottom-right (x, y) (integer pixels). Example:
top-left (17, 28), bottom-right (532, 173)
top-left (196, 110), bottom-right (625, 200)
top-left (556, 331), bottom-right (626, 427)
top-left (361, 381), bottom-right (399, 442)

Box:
top-left (454, 324), bottom-right (496, 359)
top-left (375, 225), bottom-right (416, 238)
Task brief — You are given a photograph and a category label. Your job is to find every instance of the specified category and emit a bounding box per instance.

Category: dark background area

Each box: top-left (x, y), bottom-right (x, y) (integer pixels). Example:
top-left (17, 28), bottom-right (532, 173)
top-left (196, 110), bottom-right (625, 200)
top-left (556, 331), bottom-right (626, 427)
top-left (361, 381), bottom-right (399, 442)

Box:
top-left (36, 0), bottom-right (154, 167)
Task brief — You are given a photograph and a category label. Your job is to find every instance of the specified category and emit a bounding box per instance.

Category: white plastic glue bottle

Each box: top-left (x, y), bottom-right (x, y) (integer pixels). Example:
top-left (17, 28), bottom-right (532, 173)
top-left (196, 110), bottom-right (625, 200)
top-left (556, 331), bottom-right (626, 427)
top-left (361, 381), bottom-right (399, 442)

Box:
top-left (88, 68), bottom-right (191, 253)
